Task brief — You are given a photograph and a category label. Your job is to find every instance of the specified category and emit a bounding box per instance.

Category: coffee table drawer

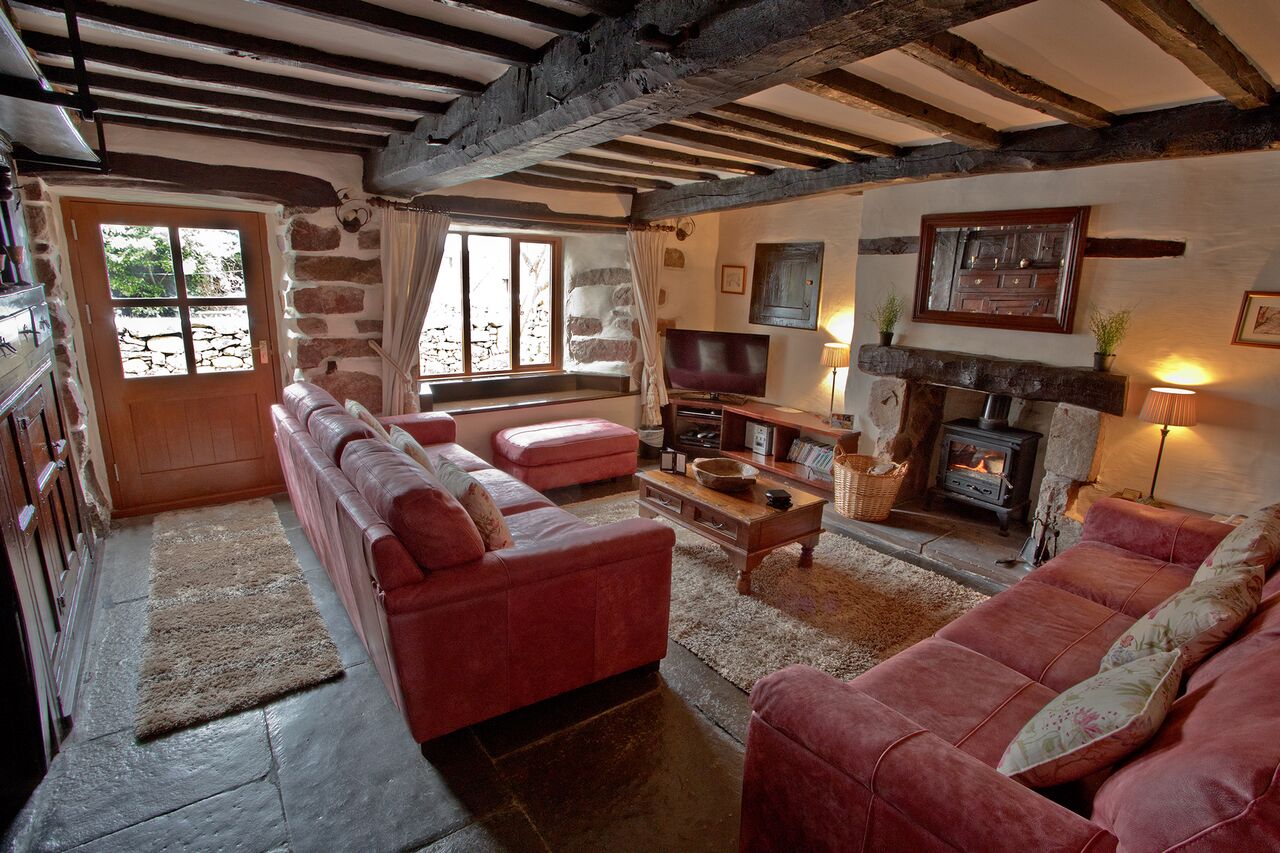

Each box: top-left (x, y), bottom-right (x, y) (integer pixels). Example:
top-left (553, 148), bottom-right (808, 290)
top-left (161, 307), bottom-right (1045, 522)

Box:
top-left (639, 482), bottom-right (683, 516)
top-left (691, 504), bottom-right (742, 545)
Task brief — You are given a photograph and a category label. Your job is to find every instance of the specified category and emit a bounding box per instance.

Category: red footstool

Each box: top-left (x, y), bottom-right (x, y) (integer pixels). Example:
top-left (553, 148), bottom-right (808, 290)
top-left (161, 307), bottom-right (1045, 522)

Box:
top-left (492, 418), bottom-right (639, 491)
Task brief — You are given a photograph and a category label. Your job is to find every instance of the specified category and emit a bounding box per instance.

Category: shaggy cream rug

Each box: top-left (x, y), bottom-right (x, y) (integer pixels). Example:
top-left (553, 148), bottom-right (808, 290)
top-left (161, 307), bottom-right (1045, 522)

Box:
top-left (567, 492), bottom-right (988, 690)
top-left (135, 498), bottom-right (343, 739)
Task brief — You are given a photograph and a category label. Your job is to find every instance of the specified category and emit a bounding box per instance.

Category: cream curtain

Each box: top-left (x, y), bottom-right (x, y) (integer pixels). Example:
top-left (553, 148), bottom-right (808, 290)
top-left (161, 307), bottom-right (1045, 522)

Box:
top-left (626, 227), bottom-right (668, 426)
top-left (378, 208), bottom-right (451, 415)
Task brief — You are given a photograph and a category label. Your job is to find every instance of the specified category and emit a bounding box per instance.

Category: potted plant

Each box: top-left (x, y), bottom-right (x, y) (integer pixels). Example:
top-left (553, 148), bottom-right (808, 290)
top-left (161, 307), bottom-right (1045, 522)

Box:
top-left (871, 291), bottom-right (905, 347)
top-left (1089, 307), bottom-right (1131, 372)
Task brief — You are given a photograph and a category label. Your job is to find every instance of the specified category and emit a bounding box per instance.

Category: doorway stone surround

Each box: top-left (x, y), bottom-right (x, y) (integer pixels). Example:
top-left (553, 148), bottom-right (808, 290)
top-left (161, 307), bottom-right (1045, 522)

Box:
top-left (858, 345), bottom-right (1124, 548)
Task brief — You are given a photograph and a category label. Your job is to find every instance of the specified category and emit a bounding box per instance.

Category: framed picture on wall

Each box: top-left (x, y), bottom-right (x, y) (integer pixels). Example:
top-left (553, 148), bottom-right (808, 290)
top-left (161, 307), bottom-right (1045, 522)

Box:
top-left (720, 264), bottom-right (746, 294)
top-left (1232, 291), bottom-right (1280, 348)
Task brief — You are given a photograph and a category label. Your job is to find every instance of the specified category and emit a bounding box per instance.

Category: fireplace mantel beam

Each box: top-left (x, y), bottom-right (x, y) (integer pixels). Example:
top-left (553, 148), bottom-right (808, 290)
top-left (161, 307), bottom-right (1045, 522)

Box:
top-left (857, 345), bottom-right (1128, 416)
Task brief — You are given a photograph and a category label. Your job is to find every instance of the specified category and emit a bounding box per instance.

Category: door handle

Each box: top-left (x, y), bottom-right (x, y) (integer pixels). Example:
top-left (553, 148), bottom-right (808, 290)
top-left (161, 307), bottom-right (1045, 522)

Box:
top-left (258, 340), bottom-right (271, 365)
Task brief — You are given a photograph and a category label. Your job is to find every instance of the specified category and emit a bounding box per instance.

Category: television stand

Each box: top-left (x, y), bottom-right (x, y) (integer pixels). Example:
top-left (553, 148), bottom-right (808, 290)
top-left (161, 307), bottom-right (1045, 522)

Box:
top-left (670, 391), bottom-right (748, 406)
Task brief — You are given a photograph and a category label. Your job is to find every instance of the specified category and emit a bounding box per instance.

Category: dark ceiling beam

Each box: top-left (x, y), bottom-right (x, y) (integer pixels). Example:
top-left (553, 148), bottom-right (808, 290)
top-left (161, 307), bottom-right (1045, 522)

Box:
top-left (638, 124), bottom-right (834, 169)
top-left (674, 113), bottom-right (865, 162)
top-left (595, 140), bottom-right (772, 176)
top-left (555, 0), bottom-right (632, 15)
top-left (706, 103), bottom-right (899, 157)
top-left (559, 151), bottom-right (719, 181)
top-left (41, 66), bottom-right (413, 134)
top-left (492, 172), bottom-right (636, 195)
top-left (791, 70), bottom-right (1002, 149)
top-left (435, 1), bottom-right (592, 35)
top-left (24, 32), bottom-right (445, 115)
top-left (366, 0), bottom-right (1033, 193)
top-left (13, 0), bottom-right (484, 94)
top-left (630, 100), bottom-right (1280, 220)
top-left (93, 97), bottom-right (388, 149)
top-left (523, 163), bottom-right (674, 189)
top-left (1099, 0), bottom-right (1272, 109)
top-left (235, 0), bottom-right (540, 66)
top-left (100, 115), bottom-right (368, 155)
top-left (900, 32), bottom-right (1115, 128)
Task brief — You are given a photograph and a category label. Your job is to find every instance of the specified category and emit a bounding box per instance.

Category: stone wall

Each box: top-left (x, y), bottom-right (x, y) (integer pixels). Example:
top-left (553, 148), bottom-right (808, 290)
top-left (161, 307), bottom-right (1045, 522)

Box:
top-left (565, 265), bottom-right (639, 384)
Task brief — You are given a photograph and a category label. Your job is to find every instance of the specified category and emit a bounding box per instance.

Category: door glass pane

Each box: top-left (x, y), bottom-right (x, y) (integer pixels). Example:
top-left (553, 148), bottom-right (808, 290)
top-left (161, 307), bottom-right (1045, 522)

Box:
top-left (101, 224), bottom-right (176, 298)
top-left (468, 235), bottom-right (511, 373)
top-left (179, 228), bottom-right (246, 297)
top-left (115, 307), bottom-right (186, 377)
top-left (518, 242), bottom-right (553, 366)
top-left (420, 234), bottom-right (464, 376)
top-left (191, 305), bottom-right (252, 373)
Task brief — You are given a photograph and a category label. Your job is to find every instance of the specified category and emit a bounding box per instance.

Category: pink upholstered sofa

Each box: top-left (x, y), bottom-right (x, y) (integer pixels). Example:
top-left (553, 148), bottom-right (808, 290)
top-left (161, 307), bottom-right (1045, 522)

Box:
top-left (272, 382), bottom-right (674, 742)
top-left (741, 498), bottom-right (1280, 852)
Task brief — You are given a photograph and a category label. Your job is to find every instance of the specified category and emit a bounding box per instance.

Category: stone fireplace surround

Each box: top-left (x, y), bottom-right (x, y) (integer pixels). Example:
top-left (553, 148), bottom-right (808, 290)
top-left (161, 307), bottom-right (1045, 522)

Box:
top-left (858, 345), bottom-right (1127, 548)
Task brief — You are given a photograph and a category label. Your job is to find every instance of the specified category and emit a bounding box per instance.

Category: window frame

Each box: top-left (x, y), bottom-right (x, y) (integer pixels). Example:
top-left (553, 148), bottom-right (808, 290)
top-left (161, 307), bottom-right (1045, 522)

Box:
top-left (418, 232), bottom-right (563, 380)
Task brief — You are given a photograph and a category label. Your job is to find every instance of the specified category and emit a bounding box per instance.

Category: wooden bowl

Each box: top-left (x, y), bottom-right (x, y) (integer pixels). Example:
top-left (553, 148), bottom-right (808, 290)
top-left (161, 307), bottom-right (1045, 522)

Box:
top-left (690, 457), bottom-right (760, 492)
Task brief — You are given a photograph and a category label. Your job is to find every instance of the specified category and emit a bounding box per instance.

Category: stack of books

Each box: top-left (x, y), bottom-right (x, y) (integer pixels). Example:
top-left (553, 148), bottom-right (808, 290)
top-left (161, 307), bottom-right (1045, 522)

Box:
top-left (787, 437), bottom-right (835, 481)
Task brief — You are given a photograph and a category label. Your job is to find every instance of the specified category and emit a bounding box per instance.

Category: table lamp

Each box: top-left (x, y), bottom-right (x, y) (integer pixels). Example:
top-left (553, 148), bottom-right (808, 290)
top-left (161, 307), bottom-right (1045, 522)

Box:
top-left (821, 343), bottom-right (850, 421)
top-left (1138, 387), bottom-right (1197, 505)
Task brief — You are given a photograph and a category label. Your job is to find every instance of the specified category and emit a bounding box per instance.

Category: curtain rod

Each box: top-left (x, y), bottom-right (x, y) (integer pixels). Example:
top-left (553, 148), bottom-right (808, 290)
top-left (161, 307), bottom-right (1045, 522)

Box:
top-left (368, 195), bottom-right (674, 231)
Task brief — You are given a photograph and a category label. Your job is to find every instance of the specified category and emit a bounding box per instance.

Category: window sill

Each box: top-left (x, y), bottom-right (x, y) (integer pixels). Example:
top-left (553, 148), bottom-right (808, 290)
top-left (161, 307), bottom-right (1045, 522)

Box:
top-left (421, 370), bottom-right (634, 415)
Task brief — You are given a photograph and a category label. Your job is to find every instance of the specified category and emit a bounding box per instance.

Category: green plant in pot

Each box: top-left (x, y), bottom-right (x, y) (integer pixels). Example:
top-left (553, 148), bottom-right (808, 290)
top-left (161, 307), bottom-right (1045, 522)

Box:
top-left (871, 291), bottom-right (905, 346)
top-left (1089, 307), bottom-right (1131, 372)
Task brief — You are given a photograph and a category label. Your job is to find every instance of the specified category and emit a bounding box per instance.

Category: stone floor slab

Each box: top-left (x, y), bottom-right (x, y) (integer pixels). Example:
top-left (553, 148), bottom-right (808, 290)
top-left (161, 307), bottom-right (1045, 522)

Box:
top-left (98, 516), bottom-right (155, 606)
top-left (65, 597), bottom-right (147, 744)
top-left (415, 808), bottom-right (549, 853)
top-left (657, 641), bottom-right (751, 745)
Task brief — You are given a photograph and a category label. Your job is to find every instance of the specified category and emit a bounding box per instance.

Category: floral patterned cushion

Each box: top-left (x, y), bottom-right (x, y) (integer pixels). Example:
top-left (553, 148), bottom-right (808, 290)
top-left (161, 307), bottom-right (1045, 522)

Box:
top-left (1100, 571), bottom-right (1263, 672)
top-left (998, 650), bottom-right (1184, 788)
top-left (344, 399), bottom-right (391, 442)
top-left (1193, 502), bottom-right (1280, 582)
top-left (434, 459), bottom-right (513, 551)
top-left (388, 426), bottom-right (436, 474)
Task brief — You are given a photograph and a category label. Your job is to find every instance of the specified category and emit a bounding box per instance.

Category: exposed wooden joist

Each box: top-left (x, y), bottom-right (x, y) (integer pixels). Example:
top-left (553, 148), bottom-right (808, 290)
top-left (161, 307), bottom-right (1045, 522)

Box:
top-left (858, 236), bottom-right (921, 255)
top-left (492, 172), bottom-right (636, 194)
top-left (630, 100), bottom-right (1280, 220)
top-left (100, 115), bottom-right (368, 156)
top-left (435, 1), bottom-right (592, 35)
top-left (93, 97), bottom-right (388, 149)
top-left (559, 152), bottom-right (719, 182)
top-left (1100, 0), bottom-right (1272, 109)
top-left (366, 0), bottom-right (1034, 192)
top-left (639, 124), bottom-right (833, 169)
top-left (858, 235), bottom-right (1187, 257)
top-left (901, 32), bottom-right (1114, 128)
top-left (236, 0), bottom-right (540, 66)
top-left (595, 140), bottom-right (771, 176)
top-left (706, 103), bottom-right (899, 157)
top-left (523, 163), bottom-right (674, 189)
top-left (41, 66), bottom-right (414, 134)
top-left (791, 70), bottom-right (1003, 149)
top-left (24, 31), bottom-right (445, 115)
top-left (13, 0), bottom-right (484, 94)
top-left (675, 113), bottom-right (864, 163)
top-left (408, 194), bottom-right (632, 233)
top-left (555, 0), bottom-right (631, 16)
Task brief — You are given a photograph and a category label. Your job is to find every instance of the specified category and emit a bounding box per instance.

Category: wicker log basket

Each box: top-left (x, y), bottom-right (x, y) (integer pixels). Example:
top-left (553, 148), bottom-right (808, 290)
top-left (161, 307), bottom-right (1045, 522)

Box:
top-left (832, 450), bottom-right (909, 522)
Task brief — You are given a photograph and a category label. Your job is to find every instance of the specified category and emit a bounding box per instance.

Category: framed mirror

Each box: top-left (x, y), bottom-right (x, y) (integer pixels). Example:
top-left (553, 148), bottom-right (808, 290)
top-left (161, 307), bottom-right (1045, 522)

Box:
top-left (913, 206), bottom-right (1089, 334)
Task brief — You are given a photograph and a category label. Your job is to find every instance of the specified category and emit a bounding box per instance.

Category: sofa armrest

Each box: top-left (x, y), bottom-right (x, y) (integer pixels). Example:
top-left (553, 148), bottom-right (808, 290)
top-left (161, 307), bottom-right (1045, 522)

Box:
top-left (746, 665), bottom-right (1116, 853)
top-left (1082, 497), bottom-right (1231, 567)
top-left (378, 411), bottom-right (456, 445)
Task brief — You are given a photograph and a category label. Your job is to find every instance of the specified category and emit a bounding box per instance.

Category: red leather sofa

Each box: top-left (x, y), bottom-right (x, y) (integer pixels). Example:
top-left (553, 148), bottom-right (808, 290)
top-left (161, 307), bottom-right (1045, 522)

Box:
top-left (272, 382), bottom-right (674, 742)
top-left (741, 498), bottom-right (1280, 852)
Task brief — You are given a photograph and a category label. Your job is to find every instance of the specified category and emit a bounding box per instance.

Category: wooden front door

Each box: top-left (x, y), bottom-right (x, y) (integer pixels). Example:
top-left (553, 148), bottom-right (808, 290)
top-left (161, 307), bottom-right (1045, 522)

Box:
top-left (63, 200), bottom-right (282, 516)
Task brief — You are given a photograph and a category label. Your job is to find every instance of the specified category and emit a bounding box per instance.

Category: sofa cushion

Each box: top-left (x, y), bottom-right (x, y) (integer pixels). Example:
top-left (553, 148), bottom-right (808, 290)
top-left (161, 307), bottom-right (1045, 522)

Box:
top-left (282, 381), bottom-right (340, 427)
top-left (340, 439), bottom-right (485, 570)
top-left (470, 468), bottom-right (553, 516)
top-left (493, 418), bottom-right (638, 467)
top-left (998, 649), bottom-right (1184, 788)
top-left (1193, 502), bottom-right (1280, 582)
top-left (345, 399), bottom-right (391, 442)
top-left (424, 442), bottom-right (491, 473)
top-left (388, 426), bottom-right (435, 474)
top-left (308, 407), bottom-right (377, 464)
top-left (1187, 591), bottom-right (1280, 692)
top-left (433, 460), bottom-right (514, 551)
top-left (1082, 497), bottom-right (1231, 568)
top-left (1028, 541), bottom-right (1194, 618)
top-left (850, 637), bottom-right (1057, 768)
top-left (505, 506), bottom-right (590, 547)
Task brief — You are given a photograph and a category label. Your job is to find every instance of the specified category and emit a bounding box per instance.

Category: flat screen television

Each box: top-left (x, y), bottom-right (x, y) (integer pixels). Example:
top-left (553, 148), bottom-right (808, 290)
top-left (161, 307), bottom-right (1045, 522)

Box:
top-left (663, 329), bottom-right (770, 398)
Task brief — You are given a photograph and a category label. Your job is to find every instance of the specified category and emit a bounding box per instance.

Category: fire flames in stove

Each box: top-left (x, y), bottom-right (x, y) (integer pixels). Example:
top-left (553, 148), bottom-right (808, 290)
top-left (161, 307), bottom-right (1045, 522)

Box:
top-left (948, 443), bottom-right (1007, 482)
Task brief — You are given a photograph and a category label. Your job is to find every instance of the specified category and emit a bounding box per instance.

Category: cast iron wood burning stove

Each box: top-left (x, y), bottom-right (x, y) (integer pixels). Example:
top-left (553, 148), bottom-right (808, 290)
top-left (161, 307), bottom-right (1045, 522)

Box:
top-left (926, 395), bottom-right (1042, 535)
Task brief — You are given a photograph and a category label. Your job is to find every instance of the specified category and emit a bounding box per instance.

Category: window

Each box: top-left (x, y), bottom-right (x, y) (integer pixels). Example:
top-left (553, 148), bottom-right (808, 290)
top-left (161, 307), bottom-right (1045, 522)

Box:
top-left (419, 233), bottom-right (561, 378)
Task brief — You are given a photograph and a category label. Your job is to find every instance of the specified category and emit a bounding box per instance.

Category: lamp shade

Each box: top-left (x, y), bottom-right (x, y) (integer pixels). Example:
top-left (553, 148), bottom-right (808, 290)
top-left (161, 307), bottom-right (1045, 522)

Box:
top-left (1139, 387), bottom-right (1198, 427)
top-left (821, 342), bottom-right (850, 369)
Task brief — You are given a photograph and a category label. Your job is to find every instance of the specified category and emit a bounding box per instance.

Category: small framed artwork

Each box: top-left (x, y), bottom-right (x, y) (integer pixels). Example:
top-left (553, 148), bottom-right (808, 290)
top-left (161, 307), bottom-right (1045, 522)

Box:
top-left (1232, 291), bottom-right (1280, 348)
top-left (720, 264), bottom-right (746, 294)
top-left (829, 413), bottom-right (856, 430)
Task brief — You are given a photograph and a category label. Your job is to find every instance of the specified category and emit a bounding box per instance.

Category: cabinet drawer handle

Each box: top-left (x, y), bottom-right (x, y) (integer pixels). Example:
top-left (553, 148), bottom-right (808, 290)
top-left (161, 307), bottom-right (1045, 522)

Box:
top-left (703, 519), bottom-right (727, 531)
top-left (654, 495), bottom-right (677, 509)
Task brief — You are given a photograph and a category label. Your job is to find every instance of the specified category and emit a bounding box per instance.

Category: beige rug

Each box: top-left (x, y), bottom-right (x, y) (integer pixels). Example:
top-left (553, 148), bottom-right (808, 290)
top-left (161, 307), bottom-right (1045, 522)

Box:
top-left (567, 492), bottom-right (988, 690)
top-left (135, 498), bottom-right (343, 739)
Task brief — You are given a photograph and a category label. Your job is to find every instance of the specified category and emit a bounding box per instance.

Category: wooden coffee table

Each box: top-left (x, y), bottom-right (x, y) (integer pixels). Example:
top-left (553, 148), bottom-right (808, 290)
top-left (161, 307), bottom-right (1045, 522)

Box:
top-left (636, 469), bottom-right (826, 595)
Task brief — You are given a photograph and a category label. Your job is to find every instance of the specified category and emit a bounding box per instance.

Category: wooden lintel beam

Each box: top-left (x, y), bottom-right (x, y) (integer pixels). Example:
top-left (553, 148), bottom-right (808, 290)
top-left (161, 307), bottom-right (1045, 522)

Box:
top-left (523, 163), bottom-right (674, 189)
top-left (94, 98), bottom-right (387, 149)
top-left (493, 172), bottom-right (637, 195)
top-left (435, 1), bottom-right (591, 35)
top-left (100, 115), bottom-right (368, 156)
top-left (1100, 0), bottom-right (1272, 109)
top-left (901, 32), bottom-right (1115, 128)
top-left (791, 70), bottom-right (1002, 149)
top-left (858, 235), bottom-right (1187, 258)
top-left (675, 113), bottom-right (864, 163)
top-left (41, 66), bottom-right (413, 134)
top-left (558, 152), bottom-right (719, 182)
top-left (630, 100), bottom-right (1280, 220)
top-left (707, 103), bottom-right (899, 157)
top-left (595, 140), bottom-right (772, 176)
top-left (24, 31), bottom-right (445, 115)
top-left (639, 124), bottom-right (833, 169)
top-left (235, 0), bottom-right (540, 66)
top-left (408, 193), bottom-right (633, 232)
top-left (14, 0), bottom-right (485, 94)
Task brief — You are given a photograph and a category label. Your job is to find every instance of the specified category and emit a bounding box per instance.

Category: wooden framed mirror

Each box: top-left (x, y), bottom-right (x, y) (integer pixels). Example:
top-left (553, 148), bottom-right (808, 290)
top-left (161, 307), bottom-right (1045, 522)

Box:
top-left (913, 206), bottom-right (1089, 334)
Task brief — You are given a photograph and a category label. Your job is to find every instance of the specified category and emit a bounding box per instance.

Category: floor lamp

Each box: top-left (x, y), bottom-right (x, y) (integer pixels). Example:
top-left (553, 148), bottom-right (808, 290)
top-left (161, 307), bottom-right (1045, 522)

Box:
top-left (1138, 387), bottom-right (1197, 506)
top-left (821, 343), bottom-right (850, 422)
